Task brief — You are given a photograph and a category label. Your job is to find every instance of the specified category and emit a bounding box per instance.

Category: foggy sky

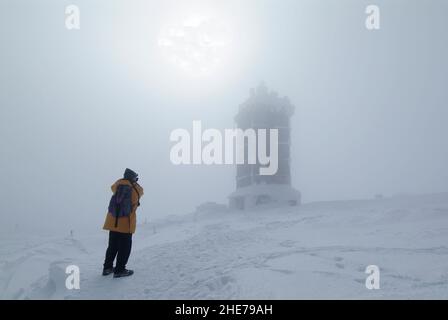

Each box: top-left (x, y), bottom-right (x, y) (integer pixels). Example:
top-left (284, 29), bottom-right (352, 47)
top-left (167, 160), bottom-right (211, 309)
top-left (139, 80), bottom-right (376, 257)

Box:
top-left (1, 0), bottom-right (447, 234)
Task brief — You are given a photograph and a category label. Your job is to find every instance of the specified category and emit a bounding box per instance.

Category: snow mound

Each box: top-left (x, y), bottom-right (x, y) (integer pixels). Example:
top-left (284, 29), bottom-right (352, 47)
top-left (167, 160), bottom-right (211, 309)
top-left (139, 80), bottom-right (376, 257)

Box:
top-left (1, 193), bottom-right (448, 299)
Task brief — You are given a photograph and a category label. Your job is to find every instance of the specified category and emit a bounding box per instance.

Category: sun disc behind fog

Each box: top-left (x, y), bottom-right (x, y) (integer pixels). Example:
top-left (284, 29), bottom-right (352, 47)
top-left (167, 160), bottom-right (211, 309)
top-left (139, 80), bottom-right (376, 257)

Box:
top-left (158, 15), bottom-right (233, 77)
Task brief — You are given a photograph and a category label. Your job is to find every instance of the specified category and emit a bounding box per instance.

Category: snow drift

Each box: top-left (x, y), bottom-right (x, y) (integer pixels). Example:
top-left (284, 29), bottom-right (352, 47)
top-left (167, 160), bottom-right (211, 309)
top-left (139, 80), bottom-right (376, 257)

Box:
top-left (1, 193), bottom-right (448, 299)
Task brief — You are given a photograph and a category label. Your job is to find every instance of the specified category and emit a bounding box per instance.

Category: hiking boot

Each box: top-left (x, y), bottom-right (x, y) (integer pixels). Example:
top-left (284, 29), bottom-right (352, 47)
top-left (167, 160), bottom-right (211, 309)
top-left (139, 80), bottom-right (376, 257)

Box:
top-left (102, 267), bottom-right (114, 276)
top-left (113, 269), bottom-right (134, 278)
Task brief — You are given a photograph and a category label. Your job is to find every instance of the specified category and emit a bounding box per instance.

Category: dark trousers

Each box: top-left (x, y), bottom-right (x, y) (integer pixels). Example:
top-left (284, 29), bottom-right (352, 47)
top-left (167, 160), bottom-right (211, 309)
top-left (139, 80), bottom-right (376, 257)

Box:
top-left (103, 231), bottom-right (132, 272)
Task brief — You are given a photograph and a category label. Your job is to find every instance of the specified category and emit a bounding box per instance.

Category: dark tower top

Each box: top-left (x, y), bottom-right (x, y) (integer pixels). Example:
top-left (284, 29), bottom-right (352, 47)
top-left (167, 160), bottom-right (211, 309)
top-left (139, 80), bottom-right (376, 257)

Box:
top-left (234, 83), bottom-right (295, 189)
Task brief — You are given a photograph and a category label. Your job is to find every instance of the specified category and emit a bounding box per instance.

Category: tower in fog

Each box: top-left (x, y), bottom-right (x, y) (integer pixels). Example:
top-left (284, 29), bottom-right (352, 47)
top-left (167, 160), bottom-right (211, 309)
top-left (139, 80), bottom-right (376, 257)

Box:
top-left (228, 83), bottom-right (301, 210)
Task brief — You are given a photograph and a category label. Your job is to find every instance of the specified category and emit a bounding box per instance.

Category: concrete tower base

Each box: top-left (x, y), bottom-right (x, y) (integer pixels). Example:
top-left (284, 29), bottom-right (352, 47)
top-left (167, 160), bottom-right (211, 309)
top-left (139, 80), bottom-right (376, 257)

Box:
top-left (228, 184), bottom-right (301, 210)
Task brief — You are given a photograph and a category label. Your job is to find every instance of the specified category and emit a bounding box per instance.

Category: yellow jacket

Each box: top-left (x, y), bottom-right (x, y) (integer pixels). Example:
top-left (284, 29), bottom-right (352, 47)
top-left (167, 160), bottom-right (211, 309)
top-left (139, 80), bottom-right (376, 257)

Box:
top-left (103, 179), bottom-right (144, 234)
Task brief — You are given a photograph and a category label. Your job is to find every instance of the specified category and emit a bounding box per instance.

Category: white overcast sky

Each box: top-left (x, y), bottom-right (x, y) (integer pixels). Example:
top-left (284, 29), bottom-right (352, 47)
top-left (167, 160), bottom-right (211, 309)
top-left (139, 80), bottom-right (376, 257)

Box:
top-left (1, 0), bottom-right (447, 233)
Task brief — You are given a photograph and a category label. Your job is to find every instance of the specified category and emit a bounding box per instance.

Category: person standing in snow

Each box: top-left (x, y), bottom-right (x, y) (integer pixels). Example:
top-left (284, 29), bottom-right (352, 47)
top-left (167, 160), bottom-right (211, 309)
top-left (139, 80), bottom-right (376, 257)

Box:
top-left (102, 168), bottom-right (144, 278)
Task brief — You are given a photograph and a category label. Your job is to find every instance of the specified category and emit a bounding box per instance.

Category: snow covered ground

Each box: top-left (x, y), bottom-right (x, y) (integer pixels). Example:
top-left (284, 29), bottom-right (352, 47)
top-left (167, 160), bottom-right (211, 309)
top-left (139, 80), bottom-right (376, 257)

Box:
top-left (1, 193), bottom-right (448, 299)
